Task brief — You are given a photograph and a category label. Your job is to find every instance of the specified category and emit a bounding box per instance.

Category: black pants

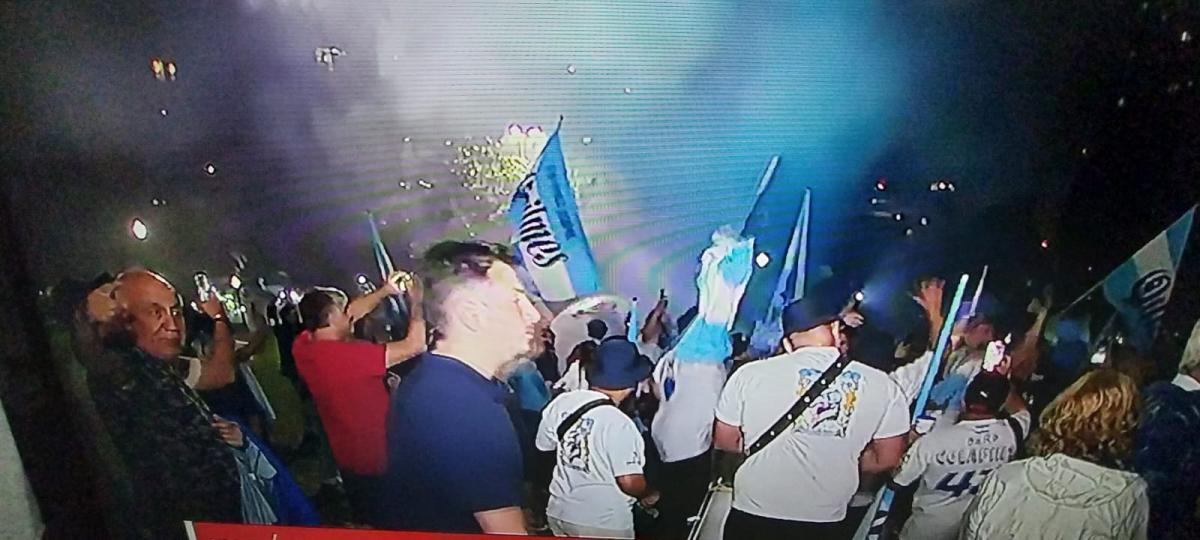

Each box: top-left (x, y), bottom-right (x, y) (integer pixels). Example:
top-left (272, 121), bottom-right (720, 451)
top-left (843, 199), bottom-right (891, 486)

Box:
top-left (342, 472), bottom-right (388, 528)
top-left (724, 508), bottom-right (843, 540)
top-left (657, 451), bottom-right (712, 540)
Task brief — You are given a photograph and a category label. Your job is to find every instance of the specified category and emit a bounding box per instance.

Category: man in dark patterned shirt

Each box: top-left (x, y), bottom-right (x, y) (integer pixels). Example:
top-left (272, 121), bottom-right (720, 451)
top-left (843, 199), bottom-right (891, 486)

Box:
top-left (1136, 319), bottom-right (1200, 540)
top-left (84, 270), bottom-right (244, 539)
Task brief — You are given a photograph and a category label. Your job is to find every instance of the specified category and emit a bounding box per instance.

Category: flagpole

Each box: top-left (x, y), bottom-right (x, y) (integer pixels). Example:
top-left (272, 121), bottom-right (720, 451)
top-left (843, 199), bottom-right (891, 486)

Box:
top-left (967, 265), bottom-right (988, 317)
top-left (854, 273), bottom-right (971, 540)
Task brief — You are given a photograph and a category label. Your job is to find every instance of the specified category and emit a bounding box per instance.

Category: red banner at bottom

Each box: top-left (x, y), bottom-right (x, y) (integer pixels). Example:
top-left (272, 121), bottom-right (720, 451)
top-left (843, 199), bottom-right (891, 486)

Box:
top-left (185, 522), bottom-right (548, 540)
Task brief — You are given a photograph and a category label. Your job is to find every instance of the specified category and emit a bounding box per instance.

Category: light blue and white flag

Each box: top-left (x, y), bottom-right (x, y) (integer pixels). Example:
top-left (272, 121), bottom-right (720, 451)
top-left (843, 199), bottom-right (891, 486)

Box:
top-left (1101, 206), bottom-right (1194, 353)
top-left (748, 187), bottom-right (811, 355)
top-left (508, 120), bottom-right (602, 302)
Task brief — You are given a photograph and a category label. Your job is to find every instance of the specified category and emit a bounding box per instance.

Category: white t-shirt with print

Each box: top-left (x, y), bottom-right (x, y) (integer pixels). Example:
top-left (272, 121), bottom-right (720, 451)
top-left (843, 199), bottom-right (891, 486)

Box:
top-left (536, 390), bottom-right (645, 531)
top-left (893, 410), bottom-right (1032, 540)
top-left (714, 346), bottom-right (910, 522)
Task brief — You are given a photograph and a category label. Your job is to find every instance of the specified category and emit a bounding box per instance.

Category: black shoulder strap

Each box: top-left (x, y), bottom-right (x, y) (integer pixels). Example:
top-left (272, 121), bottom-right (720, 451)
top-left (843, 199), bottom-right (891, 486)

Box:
top-left (745, 353), bottom-right (852, 458)
top-left (1004, 415), bottom-right (1025, 457)
top-left (557, 398), bottom-right (615, 440)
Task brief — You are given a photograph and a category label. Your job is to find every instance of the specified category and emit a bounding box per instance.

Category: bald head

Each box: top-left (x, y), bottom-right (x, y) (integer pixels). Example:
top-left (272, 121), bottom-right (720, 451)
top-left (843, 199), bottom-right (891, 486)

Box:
top-left (113, 270), bottom-right (186, 360)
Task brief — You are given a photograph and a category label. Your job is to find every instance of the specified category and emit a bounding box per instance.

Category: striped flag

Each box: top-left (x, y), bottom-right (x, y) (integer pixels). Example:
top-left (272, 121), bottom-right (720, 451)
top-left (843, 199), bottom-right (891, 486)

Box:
top-left (507, 120), bottom-right (602, 302)
top-left (1101, 206), bottom-right (1195, 352)
top-left (748, 187), bottom-right (811, 356)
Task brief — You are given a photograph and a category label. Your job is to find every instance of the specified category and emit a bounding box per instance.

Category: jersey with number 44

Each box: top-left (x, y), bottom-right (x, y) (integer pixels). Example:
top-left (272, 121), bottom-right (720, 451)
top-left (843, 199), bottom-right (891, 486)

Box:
top-left (893, 411), bottom-right (1032, 538)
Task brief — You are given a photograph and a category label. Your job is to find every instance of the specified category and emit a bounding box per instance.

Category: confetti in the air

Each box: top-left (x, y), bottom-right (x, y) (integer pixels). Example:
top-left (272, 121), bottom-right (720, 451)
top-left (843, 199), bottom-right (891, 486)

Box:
top-left (566, 64), bottom-right (577, 74)
top-left (314, 46), bottom-right (345, 71)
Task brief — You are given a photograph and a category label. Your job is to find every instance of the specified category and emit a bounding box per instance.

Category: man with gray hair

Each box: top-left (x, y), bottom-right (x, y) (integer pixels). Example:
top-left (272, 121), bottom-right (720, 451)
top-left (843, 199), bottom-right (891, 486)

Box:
top-left (386, 241), bottom-right (545, 535)
top-left (1135, 319), bottom-right (1200, 540)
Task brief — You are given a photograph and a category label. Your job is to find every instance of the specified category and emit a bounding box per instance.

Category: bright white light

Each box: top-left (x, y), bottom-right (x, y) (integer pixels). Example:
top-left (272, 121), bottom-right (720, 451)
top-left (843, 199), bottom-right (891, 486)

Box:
top-left (229, 275), bottom-right (242, 289)
top-left (755, 252), bottom-right (771, 268)
top-left (289, 290), bottom-right (302, 304)
top-left (920, 216), bottom-right (929, 226)
top-left (159, 109), bottom-right (168, 116)
top-left (566, 64), bottom-right (576, 74)
top-left (1183, 31), bottom-right (1192, 43)
top-left (402, 136), bottom-right (411, 143)
top-left (937, 181), bottom-right (948, 191)
top-left (444, 139), bottom-right (453, 146)
top-left (356, 274), bottom-right (369, 284)
top-left (581, 136), bottom-right (593, 145)
top-left (130, 218), bottom-right (149, 240)
top-left (905, 228), bottom-right (914, 236)
top-left (893, 213), bottom-right (903, 221)
top-left (417, 179), bottom-right (434, 189)
top-left (870, 197), bottom-right (879, 205)
top-left (204, 163), bottom-right (216, 175)
top-left (853, 291), bottom-right (865, 303)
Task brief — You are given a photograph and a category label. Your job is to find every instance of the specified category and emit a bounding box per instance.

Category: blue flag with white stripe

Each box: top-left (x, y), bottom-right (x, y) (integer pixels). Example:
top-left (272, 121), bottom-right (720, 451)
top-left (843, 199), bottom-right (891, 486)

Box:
top-left (366, 212), bottom-right (406, 318)
top-left (1101, 206), bottom-right (1194, 353)
top-left (507, 120), bottom-right (602, 302)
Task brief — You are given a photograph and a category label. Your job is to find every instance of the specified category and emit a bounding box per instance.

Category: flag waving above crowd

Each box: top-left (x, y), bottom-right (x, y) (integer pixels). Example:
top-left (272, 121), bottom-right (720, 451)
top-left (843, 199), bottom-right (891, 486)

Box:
top-left (507, 120), bottom-right (602, 302)
top-left (1101, 206), bottom-right (1195, 352)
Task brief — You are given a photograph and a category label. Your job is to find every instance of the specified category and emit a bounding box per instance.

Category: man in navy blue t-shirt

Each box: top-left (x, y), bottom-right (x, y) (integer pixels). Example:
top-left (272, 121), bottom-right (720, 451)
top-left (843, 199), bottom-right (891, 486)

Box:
top-left (386, 242), bottom-right (545, 534)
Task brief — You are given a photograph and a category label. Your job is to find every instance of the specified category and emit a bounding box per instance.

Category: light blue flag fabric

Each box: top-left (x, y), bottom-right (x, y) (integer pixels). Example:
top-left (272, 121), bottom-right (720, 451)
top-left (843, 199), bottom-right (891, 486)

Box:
top-left (508, 120), bottom-right (602, 302)
top-left (1101, 206), bottom-right (1195, 353)
top-left (748, 188), bottom-right (811, 356)
top-left (366, 212), bottom-right (406, 319)
top-left (733, 156), bottom-right (808, 337)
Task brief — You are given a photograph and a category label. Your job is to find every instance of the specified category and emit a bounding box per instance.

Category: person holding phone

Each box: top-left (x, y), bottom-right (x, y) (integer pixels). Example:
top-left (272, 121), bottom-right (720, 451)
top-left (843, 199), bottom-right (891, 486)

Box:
top-left (82, 270), bottom-right (244, 539)
top-left (293, 271), bottom-right (426, 527)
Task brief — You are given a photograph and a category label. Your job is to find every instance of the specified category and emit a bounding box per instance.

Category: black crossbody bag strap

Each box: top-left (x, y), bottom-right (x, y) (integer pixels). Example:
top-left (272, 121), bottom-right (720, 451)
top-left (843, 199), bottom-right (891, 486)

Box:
top-left (557, 398), bottom-right (616, 440)
top-left (1004, 415), bottom-right (1026, 458)
top-left (744, 354), bottom-right (852, 458)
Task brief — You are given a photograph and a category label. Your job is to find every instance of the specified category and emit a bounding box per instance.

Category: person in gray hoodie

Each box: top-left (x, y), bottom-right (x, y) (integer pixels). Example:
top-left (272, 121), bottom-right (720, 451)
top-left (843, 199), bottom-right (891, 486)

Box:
top-left (960, 369), bottom-right (1149, 540)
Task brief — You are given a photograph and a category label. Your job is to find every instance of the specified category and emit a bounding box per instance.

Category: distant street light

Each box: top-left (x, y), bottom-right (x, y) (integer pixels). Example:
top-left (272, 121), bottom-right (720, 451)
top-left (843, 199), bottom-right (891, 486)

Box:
top-left (229, 275), bottom-right (242, 290)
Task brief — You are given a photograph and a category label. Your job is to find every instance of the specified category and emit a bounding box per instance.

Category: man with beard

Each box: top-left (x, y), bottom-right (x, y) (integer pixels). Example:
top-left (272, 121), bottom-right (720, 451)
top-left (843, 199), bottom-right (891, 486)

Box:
top-left (385, 241), bottom-right (544, 535)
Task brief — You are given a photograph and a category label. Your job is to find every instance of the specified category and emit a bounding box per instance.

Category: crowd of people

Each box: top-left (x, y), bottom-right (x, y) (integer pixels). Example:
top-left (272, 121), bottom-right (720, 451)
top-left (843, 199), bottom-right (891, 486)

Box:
top-left (47, 239), bottom-right (1200, 540)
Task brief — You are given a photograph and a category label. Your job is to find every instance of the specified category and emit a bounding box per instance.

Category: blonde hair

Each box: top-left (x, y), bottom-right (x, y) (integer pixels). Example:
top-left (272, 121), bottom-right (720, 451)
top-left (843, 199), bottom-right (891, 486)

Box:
top-left (1179, 319), bottom-right (1200, 374)
top-left (1028, 369), bottom-right (1141, 468)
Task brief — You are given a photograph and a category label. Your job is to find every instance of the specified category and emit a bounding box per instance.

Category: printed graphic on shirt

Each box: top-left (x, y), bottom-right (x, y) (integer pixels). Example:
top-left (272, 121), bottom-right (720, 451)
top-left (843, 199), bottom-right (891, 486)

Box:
top-left (792, 368), bottom-right (864, 438)
top-left (560, 417), bottom-right (595, 473)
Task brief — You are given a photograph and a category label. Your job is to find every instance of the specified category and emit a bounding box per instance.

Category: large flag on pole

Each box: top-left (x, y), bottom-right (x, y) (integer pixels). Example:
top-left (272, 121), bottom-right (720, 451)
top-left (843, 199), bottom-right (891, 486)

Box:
top-left (733, 155), bottom-right (807, 336)
top-left (747, 187), bottom-right (811, 355)
top-left (1100, 206), bottom-right (1195, 353)
top-left (508, 119), bottom-right (602, 302)
top-left (366, 211), bottom-right (406, 318)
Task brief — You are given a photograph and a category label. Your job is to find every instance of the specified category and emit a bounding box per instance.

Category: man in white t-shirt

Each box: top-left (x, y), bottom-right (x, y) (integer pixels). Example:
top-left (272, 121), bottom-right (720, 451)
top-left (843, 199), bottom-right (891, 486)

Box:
top-left (537, 337), bottom-right (658, 539)
top-left (892, 371), bottom-right (1030, 540)
top-left (713, 288), bottom-right (910, 539)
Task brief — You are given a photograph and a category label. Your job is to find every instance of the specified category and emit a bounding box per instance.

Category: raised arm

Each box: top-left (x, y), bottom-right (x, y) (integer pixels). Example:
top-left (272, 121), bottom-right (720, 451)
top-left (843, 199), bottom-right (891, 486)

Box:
top-left (193, 295), bottom-right (237, 390)
top-left (386, 273), bottom-right (427, 367)
top-left (1009, 293), bottom-right (1051, 381)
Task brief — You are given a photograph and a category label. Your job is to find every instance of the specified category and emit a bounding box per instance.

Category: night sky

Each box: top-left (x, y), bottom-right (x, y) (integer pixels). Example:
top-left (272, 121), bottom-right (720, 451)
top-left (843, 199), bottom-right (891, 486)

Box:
top-left (2, 1), bottom-right (1197, 336)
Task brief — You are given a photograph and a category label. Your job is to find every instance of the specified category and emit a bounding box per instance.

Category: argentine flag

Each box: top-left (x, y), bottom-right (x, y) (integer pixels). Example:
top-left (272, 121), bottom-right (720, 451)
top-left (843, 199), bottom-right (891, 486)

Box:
top-left (1102, 206), bottom-right (1195, 353)
top-left (508, 121), bottom-right (602, 302)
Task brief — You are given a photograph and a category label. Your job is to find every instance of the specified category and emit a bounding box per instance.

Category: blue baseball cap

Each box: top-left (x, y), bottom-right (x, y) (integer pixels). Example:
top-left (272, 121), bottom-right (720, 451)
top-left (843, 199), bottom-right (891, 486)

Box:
top-left (587, 337), bottom-right (654, 390)
top-left (782, 286), bottom-right (848, 335)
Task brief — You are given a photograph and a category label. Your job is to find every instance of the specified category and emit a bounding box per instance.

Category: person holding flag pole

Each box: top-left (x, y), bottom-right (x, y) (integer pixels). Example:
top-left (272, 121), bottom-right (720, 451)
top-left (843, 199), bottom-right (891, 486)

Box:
top-left (852, 273), bottom-right (972, 540)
